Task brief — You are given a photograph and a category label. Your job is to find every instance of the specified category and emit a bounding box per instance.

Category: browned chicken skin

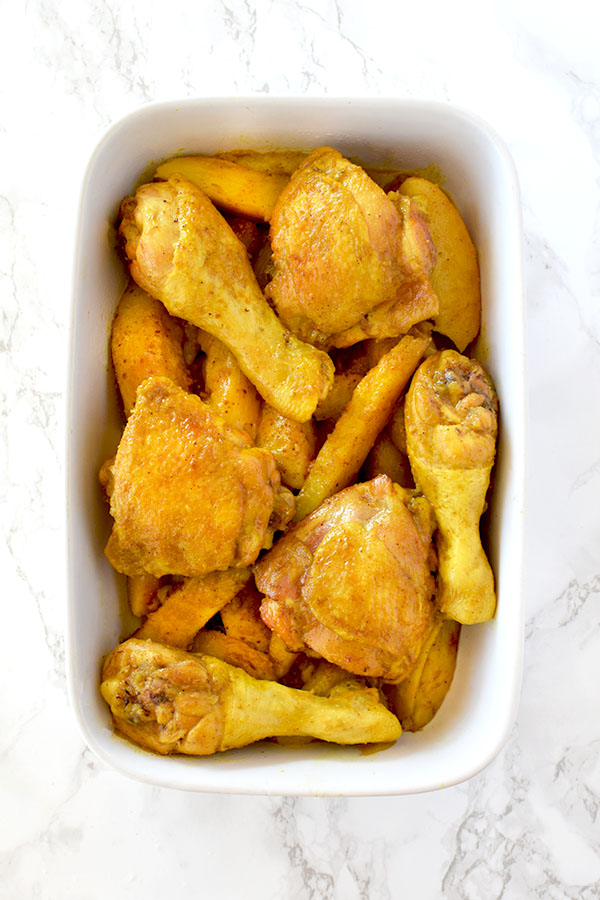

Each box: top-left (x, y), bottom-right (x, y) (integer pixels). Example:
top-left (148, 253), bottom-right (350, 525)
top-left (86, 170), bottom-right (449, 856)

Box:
top-left (104, 376), bottom-right (294, 578)
top-left (255, 475), bottom-right (436, 682)
top-left (267, 147), bottom-right (438, 349)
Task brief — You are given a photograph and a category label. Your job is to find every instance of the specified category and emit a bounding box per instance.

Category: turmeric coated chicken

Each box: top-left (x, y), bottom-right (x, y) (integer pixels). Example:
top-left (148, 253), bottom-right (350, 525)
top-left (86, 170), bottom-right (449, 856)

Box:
top-left (404, 350), bottom-right (498, 624)
top-left (101, 638), bottom-right (402, 754)
top-left (266, 147), bottom-right (438, 349)
top-left (255, 475), bottom-right (436, 682)
top-left (118, 173), bottom-right (334, 423)
top-left (104, 376), bottom-right (295, 578)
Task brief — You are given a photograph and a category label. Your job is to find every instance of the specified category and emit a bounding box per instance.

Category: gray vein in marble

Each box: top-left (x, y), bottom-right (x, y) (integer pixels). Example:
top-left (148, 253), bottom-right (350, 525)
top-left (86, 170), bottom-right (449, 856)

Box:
top-left (525, 574), bottom-right (600, 637)
top-left (436, 563), bottom-right (600, 899)
top-left (523, 227), bottom-right (600, 367)
top-left (269, 796), bottom-right (390, 900)
top-left (273, 797), bottom-right (336, 899)
top-left (4, 520), bottom-right (66, 686)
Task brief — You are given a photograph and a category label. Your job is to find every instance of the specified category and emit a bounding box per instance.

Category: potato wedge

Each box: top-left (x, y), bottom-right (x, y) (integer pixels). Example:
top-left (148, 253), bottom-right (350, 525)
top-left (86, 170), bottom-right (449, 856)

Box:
top-left (127, 573), bottom-right (160, 618)
top-left (155, 155), bottom-right (289, 222)
top-left (134, 569), bottom-right (250, 648)
top-left (395, 177), bottom-right (481, 351)
top-left (301, 659), bottom-right (359, 696)
top-left (220, 580), bottom-right (272, 653)
top-left (363, 426), bottom-right (414, 488)
top-left (199, 331), bottom-right (262, 440)
top-left (257, 404), bottom-right (316, 490)
top-left (385, 616), bottom-right (460, 731)
top-left (268, 633), bottom-right (299, 679)
top-left (111, 281), bottom-right (190, 416)
top-left (217, 149), bottom-right (307, 176)
top-left (294, 327), bottom-right (431, 520)
top-left (190, 630), bottom-right (276, 681)
top-left (314, 346), bottom-right (371, 421)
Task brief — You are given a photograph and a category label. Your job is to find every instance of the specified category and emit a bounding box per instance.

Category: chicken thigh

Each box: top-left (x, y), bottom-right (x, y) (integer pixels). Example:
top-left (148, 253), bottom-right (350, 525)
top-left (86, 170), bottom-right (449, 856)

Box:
top-left (104, 376), bottom-right (294, 578)
top-left (255, 475), bottom-right (436, 682)
top-left (267, 147), bottom-right (438, 349)
top-left (119, 174), bottom-right (333, 422)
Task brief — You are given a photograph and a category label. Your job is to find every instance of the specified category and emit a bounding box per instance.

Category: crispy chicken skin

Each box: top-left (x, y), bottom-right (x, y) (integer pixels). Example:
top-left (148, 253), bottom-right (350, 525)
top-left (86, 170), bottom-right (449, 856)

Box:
top-left (405, 350), bottom-right (498, 624)
top-left (101, 638), bottom-right (402, 754)
top-left (118, 174), bottom-right (334, 423)
top-left (266, 147), bottom-right (438, 349)
top-left (104, 376), bottom-right (295, 578)
top-left (255, 475), bottom-right (436, 682)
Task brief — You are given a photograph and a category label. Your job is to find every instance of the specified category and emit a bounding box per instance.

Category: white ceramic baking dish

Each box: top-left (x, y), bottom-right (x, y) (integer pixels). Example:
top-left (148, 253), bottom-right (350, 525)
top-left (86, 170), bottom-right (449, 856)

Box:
top-left (67, 97), bottom-right (524, 795)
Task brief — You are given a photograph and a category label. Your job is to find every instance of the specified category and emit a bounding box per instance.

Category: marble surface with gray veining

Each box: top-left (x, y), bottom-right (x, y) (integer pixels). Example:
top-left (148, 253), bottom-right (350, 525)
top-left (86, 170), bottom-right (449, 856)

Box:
top-left (2, 1), bottom-right (600, 897)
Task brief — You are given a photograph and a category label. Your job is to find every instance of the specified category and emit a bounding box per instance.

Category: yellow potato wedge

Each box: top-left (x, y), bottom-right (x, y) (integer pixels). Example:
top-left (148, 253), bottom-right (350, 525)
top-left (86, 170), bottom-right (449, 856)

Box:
top-left (220, 580), bottom-right (272, 653)
top-left (257, 404), bottom-right (316, 490)
top-left (294, 327), bottom-right (431, 521)
top-left (385, 616), bottom-right (460, 731)
top-left (199, 331), bottom-right (262, 440)
top-left (111, 281), bottom-right (190, 417)
top-left (301, 659), bottom-right (359, 697)
top-left (155, 155), bottom-right (289, 222)
top-left (268, 633), bottom-right (299, 679)
top-left (363, 426), bottom-right (414, 488)
top-left (396, 177), bottom-right (481, 352)
top-left (134, 569), bottom-right (250, 648)
top-left (314, 346), bottom-right (371, 421)
top-left (190, 630), bottom-right (276, 681)
top-left (217, 149), bottom-right (308, 176)
top-left (127, 573), bottom-right (160, 618)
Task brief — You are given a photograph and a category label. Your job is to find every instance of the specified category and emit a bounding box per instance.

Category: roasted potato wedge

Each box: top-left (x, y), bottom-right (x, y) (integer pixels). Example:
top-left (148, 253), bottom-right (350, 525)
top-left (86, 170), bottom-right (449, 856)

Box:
top-left (217, 149), bottom-right (307, 176)
top-left (199, 331), bottom-right (262, 440)
top-left (295, 327), bottom-right (431, 521)
top-left (190, 629), bottom-right (277, 681)
top-left (155, 155), bottom-right (289, 222)
top-left (111, 281), bottom-right (190, 417)
top-left (385, 616), bottom-right (460, 731)
top-left (395, 177), bottom-right (481, 351)
top-left (257, 404), bottom-right (316, 490)
top-left (134, 569), bottom-right (250, 648)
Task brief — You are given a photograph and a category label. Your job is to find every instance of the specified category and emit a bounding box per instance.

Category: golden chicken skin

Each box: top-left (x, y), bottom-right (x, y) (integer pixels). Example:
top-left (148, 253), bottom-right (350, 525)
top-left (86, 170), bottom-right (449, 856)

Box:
top-left (266, 147), bottom-right (438, 349)
top-left (254, 475), bottom-right (436, 682)
top-left (405, 350), bottom-right (498, 624)
top-left (104, 376), bottom-right (294, 579)
top-left (118, 174), bottom-right (333, 423)
top-left (101, 638), bottom-right (402, 754)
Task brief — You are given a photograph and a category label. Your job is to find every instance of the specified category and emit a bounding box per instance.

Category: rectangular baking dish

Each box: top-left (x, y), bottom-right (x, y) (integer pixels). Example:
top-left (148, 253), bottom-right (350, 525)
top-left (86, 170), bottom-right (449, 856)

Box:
top-left (67, 97), bottom-right (524, 795)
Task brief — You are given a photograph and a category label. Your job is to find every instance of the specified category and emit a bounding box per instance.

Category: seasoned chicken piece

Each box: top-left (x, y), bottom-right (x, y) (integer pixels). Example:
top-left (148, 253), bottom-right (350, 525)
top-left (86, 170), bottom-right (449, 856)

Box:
top-left (405, 350), bottom-right (498, 624)
top-left (104, 376), bottom-right (294, 579)
top-left (101, 638), bottom-right (402, 755)
top-left (255, 475), bottom-right (436, 682)
top-left (119, 174), bottom-right (334, 422)
top-left (266, 147), bottom-right (438, 349)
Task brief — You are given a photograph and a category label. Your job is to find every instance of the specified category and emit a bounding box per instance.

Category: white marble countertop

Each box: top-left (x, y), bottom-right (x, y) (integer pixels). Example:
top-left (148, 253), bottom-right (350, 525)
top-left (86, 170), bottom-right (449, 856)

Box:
top-left (3, 1), bottom-right (599, 897)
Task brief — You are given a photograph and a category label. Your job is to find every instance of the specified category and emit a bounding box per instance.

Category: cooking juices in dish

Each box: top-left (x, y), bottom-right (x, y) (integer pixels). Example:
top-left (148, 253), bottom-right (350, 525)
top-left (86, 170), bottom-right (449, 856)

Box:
top-left (97, 146), bottom-right (498, 757)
